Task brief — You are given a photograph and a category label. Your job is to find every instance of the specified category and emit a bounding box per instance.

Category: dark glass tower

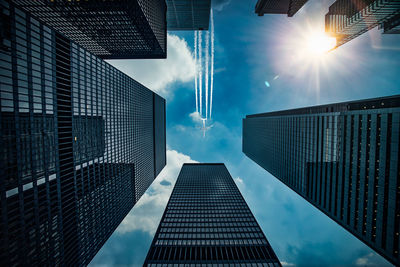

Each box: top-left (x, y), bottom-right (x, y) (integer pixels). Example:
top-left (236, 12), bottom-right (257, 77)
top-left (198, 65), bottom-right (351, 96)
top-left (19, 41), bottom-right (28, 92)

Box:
top-left (0, 1), bottom-right (166, 265)
top-left (243, 95), bottom-right (400, 265)
top-left (10, 0), bottom-right (167, 59)
top-left (255, 0), bottom-right (308, 17)
top-left (325, 0), bottom-right (400, 48)
top-left (144, 163), bottom-right (281, 266)
top-left (166, 0), bottom-right (211, 30)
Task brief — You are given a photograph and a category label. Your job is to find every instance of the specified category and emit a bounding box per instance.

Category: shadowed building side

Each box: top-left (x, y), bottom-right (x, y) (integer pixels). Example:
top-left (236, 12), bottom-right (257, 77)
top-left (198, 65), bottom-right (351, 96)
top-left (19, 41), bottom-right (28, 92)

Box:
top-left (144, 163), bottom-right (281, 266)
top-left (243, 95), bottom-right (400, 266)
top-left (325, 0), bottom-right (400, 48)
top-left (10, 0), bottom-right (167, 59)
top-left (154, 94), bottom-right (166, 178)
top-left (166, 0), bottom-right (211, 30)
top-left (255, 0), bottom-right (308, 17)
top-left (0, 1), bottom-right (166, 265)
top-left (2, 113), bottom-right (105, 184)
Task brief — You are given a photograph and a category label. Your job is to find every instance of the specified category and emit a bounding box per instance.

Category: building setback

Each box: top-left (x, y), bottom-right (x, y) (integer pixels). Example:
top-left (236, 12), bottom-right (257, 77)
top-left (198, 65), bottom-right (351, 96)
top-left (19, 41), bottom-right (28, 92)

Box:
top-left (10, 0), bottom-right (167, 59)
top-left (255, 0), bottom-right (308, 17)
top-left (325, 0), bottom-right (400, 48)
top-left (243, 95), bottom-right (400, 265)
top-left (166, 0), bottom-right (211, 30)
top-left (144, 163), bottom-right (281, 266)
top-left (0, 1), bottom-right (166, 265)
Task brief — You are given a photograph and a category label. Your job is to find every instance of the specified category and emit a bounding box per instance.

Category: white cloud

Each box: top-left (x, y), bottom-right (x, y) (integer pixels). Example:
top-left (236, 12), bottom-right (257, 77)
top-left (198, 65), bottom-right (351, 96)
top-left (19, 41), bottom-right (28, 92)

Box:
top-left (355, 253), bottom-right (375, 266)
top-left (116, 150), bottom-right (197, 235)
top-left (212, 0), bottom-right (231, 11)
top-left (281, 262), bottom-right (295, 267)
top-left (234, 176), bottom-right (246, 193)
top-left (189, 111), bottom-right (202, 123)
top-left (356, 258), bottom-right (368, 266)
top-left (234, 177), bottom-right (244, 185)
top-left (174, 124), bottom-right (187, 132)
top-left (106, 34), bottom-right (195, 98)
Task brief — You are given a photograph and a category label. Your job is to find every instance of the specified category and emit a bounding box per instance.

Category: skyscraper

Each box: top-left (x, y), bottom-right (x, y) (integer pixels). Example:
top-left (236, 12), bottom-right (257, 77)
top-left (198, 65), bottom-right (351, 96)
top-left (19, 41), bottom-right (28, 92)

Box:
top-left (10, 0), bottom-right (167, 59)
top-left (144, 163), bottom-right (281, 266)
top-left (166, 0), bottom-right (211, 30)
top-left (243, 95), bottom-right (400, 265)
top-left (255, 0), bottom-right (308, 17)
top-left (0, 1), bottom-right (166, 265)
top-left (325, 0), bottom-right (400, 48)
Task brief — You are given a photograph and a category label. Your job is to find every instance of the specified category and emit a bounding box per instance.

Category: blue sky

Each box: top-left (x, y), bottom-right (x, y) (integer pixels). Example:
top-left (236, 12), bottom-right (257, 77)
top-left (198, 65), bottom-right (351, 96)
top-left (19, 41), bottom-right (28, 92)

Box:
top-left (90, 0), bottom-right (400, 266)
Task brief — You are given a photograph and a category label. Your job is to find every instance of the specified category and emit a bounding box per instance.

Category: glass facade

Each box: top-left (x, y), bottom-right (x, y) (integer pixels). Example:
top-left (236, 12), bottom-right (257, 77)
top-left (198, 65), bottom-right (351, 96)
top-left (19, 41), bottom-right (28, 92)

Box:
top-left (0, 1), bottom-right (166, 265)
top-left (166, 0), bottom-right (211, 30)
top-left (144, 163), bottom-right (281, 266)
top-left (243, 95), bottom-right (400, 266)
top-left (10, 0), bottom-right (167, 59)
top-left (255, 0), bottom-right (308, 17)
top-left (325, 0), bottom-right (400, 48)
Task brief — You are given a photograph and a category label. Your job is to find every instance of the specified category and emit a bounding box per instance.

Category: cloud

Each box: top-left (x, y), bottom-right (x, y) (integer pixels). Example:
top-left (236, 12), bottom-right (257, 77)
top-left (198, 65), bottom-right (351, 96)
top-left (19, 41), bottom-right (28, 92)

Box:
top-left (281, 262), bottom-right (295, 267)
top-left (234, 176), bottom-right (246, 194)
top-left (355, 253), bottom-right (379, 266)
top-left (116, 150), bottom-right (197, 235)
top-left (234, 176), bottom-right (243, 185)
top-left (356, 257), bottom-right (369, 266)
top-left (174, 125), bottom-right (187, 132)
top-left (106, 34), bottom-right (195, 98)
top-left (212, 0), bottom-right (231, 11)
top-left (214, 67), bottom-right (226, 74)
top-left (189, 111), bottom-right (202, 122)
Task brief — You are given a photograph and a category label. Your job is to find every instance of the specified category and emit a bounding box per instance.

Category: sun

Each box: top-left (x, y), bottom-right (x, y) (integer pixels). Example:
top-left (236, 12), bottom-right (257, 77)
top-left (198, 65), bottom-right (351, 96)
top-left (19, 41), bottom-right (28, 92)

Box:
top-left (268, 20), bottom-right (349, 100)
top-left (265, 14), bottom-right (361, 104)
top-left (281, 23), bottom-right (339, 64)
top-left (305, 31), bottom-right (337, 57)
top-left (284, 25), bottom-right (339, 64)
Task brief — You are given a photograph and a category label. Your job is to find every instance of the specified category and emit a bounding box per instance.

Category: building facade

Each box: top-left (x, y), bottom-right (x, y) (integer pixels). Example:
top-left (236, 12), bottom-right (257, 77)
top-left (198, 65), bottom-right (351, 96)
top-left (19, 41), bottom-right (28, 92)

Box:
top-left (144, 163), bottom-right (281, 266)
top-left (325, 0), bottom-right (400, 48)
top-left (0, 1), bottom-right (166, 265)
top-left (166, 0), bottom-right (211, 30)
top-left (10, 0), bottom-right (167, 59)
top-left (255, 0), bottom-right (308, 17)
top-left (243, 95), bottom-right (400, 265)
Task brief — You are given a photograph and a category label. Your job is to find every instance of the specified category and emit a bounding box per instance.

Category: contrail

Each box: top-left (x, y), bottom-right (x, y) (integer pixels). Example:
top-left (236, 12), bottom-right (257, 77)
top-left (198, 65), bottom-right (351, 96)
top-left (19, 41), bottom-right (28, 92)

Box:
top-left (205, 30), bottom-right (209, 119)
top-left (199, 30), bottom-right (202, 117)
top-left (210, 9), bottom-right (214, 119)
top-left (192, 10), bottom-right (215, 136)
top-left (194, 31), bottom-right (198, 113)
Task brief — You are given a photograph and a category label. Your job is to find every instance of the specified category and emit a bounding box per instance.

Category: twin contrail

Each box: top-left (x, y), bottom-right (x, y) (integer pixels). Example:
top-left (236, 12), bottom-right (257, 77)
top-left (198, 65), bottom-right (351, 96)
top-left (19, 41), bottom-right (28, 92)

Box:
top-left (194, 9), bottom-right (214, 123)
top-left (199, 30), bottom-right (202, 117)
top-left (194, 31), bottom-right (198, 113)
top-left (210, 8), bottom-right (214, 119)
top-left (205, 30), bottom-right (209, 119)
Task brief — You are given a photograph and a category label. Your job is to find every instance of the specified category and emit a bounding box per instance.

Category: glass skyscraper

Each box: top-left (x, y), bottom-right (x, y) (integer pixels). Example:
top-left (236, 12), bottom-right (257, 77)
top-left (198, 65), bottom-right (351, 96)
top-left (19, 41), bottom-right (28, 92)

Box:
top-left (243, 95), bottom-right (400, 265)
top-left (166, 0), bottom-right (211, 30)
top-left (0, 1), bottom-right (166, 265)
top-left (10, 0), bottom-right (167, 59)
top-left (255, 0), bottom-right (308, 17)
top-left (144, 163), bottom-right (281, 266)
top-left (325, 0), bottom-right (400, 48)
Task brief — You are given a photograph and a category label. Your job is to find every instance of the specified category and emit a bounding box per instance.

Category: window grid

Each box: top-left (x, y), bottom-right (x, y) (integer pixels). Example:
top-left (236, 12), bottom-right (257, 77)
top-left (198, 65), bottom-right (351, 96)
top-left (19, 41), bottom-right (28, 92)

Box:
top-left (243, 97), bottom-right (400, 265)
top-left (0, 2), bottom-right (166, 265)
top-left (144, 164), bottom-right (281, 266)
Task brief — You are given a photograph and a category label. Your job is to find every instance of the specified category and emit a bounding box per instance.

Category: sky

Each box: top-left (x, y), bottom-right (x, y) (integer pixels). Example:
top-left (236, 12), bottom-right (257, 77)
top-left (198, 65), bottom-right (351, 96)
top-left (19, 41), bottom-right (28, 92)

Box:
top-left (90, 0), bottom-right (400, 266)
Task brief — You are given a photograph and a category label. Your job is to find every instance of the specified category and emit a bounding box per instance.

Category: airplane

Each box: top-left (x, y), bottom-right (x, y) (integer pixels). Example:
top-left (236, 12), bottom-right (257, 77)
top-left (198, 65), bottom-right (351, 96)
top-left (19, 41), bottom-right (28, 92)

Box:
top-left (198, 118), bottom-right (213, 137)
